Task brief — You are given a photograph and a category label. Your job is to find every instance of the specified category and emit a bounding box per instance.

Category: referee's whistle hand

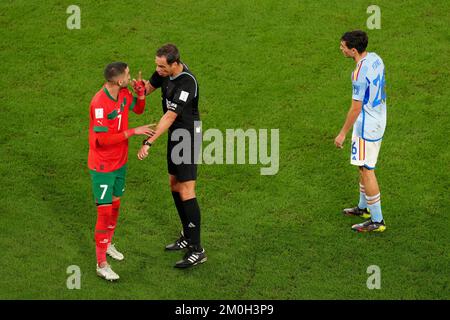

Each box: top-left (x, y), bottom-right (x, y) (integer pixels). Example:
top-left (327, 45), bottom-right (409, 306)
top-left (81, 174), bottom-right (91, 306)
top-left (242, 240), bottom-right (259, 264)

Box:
top-left (137, 145), bottom-right (150, 160)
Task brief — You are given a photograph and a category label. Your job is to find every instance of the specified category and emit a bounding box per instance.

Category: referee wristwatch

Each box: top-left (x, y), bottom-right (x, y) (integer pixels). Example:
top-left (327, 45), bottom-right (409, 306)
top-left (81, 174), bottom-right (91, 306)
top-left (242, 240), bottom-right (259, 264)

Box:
top-left (143, 139), bottom-right (152, 147)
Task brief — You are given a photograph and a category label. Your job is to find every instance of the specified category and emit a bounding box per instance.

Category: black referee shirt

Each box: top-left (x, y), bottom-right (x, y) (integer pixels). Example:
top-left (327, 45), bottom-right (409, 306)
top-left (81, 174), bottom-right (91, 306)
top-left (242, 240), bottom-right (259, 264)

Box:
top-left (149, 63), bottom-right (200, 131)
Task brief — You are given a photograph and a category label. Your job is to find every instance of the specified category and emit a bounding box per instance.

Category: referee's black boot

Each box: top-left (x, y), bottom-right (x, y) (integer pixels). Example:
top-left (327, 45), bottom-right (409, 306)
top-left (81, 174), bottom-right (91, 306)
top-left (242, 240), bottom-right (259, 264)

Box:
top-left (174, 245), bottom-right (207, 269)
top-left (165, 231), bottom-right (190, 251)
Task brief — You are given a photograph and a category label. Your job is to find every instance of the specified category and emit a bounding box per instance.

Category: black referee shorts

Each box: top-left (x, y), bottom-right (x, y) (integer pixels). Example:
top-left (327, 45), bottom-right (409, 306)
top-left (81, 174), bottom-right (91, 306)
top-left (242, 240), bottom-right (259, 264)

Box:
top-left (167, 128), bottom-right (201, 182)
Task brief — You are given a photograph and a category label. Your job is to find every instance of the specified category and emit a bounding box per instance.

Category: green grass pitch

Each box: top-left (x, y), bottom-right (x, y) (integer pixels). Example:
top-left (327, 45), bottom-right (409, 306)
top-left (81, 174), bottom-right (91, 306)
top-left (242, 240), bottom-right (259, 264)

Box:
top-left (0, 0), bottom-right (448, 299)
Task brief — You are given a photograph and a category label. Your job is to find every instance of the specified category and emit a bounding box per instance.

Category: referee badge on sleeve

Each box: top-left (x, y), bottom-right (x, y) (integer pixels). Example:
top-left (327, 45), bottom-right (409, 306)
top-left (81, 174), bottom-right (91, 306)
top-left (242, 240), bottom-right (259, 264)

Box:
top-left (179, 90), bottom-right (189, 102)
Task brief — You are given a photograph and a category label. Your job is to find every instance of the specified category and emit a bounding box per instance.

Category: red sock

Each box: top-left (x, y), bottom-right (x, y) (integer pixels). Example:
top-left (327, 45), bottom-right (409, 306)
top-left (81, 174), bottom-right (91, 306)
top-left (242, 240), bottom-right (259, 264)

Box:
top-left (108, 199), bottom-right (121, 244)
top-left (95, 205), bottom-right (112, 265)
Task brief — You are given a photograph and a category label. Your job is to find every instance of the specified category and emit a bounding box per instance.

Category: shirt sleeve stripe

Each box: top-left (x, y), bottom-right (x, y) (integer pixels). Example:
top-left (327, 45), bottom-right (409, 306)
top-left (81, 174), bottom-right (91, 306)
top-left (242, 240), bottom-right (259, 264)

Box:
top-left (93, 126), bottom-right (108, 133)
top-left (353, 59), bottom-right (366, 81)
top-left (129, 96), bottom-right (137, 111)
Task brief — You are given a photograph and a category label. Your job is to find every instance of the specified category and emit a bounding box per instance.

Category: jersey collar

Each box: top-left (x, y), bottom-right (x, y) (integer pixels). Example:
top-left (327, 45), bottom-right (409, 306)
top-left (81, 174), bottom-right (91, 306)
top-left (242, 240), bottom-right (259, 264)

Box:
top-left (103, 86), bottom-right (118, 102)
top-left (169, 63), bottom-right (188, 80)
top-left (355, 52), bottom-right (369, 67)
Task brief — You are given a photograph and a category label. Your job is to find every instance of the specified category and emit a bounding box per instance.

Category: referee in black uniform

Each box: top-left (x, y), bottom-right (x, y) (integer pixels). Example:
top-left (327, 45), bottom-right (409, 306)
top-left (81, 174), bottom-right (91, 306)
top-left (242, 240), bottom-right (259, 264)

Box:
top-left (138, 44), bottom-right (206, 268)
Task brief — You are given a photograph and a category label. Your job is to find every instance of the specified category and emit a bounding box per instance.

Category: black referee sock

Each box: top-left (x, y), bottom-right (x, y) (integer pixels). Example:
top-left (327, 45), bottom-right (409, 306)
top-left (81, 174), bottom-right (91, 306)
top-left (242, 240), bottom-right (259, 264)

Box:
top-left (171, 192), bottom-right (190, 239)
top-left (181, 198), bottom-right (201, 250)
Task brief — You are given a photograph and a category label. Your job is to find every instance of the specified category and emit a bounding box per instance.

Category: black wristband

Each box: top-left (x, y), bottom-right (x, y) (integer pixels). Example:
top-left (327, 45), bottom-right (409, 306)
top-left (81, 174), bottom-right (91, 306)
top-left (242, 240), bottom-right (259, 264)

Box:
top-left (143, 139), bottom-right (152, 147)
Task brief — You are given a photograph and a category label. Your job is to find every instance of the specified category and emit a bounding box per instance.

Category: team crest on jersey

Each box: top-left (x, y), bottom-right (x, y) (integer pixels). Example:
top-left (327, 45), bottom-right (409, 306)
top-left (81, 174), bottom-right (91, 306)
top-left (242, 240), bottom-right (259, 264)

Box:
top-left (353, 85), bottom-right (360, 95)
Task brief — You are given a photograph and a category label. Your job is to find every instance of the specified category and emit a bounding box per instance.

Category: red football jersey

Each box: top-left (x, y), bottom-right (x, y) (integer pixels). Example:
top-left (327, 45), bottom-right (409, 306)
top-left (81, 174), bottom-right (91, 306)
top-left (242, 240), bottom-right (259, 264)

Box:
top-left (88, 86), bottom-right (138, 172)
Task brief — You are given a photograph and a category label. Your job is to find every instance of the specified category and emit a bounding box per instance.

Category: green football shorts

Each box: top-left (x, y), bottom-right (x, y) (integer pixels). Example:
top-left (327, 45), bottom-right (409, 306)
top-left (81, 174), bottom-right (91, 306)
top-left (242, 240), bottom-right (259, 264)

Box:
top-left (89, 164), bottom-right (127, 205)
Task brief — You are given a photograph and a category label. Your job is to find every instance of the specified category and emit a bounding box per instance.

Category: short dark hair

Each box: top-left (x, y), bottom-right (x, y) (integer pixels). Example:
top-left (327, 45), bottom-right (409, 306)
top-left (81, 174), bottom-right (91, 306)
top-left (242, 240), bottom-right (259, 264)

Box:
top-left (104, 62), bottom-right (128, 82)
top-left (341, 30), bottom-right (368, 53)
top-left (156, 43), bottom-right (180, 64)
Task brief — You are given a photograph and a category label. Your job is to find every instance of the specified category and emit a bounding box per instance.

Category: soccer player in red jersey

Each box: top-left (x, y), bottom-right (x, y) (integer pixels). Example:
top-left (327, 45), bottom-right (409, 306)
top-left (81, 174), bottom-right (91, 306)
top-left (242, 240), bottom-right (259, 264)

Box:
top-left (88, 62), bottom-right (154, 281)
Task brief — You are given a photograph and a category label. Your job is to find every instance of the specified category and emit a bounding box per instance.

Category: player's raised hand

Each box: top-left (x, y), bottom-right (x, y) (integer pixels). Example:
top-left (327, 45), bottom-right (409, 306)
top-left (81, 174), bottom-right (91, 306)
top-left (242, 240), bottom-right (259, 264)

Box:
top-left (138, 145), bottom-right (150, 160)
top-left (132, 71), bottom-right (146, 97)
top-left (131, 71), bottom-right (142, 85)
top-left (134, 124), bottom-right (156, 137)
top-left (334, 133), bottom-right (345, 149)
